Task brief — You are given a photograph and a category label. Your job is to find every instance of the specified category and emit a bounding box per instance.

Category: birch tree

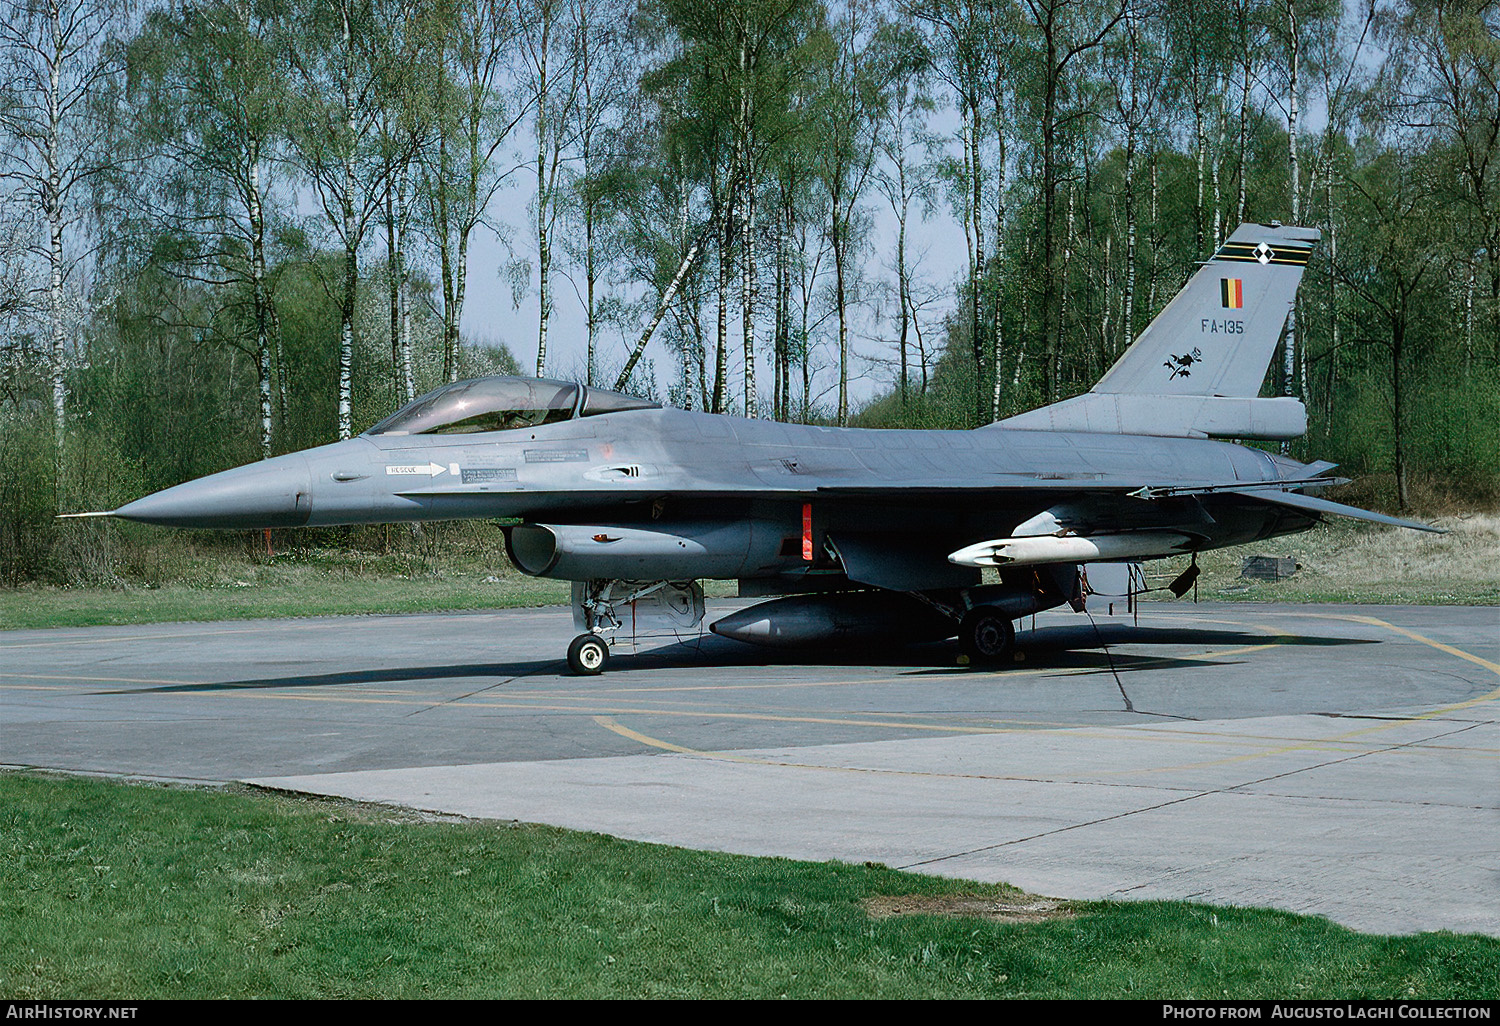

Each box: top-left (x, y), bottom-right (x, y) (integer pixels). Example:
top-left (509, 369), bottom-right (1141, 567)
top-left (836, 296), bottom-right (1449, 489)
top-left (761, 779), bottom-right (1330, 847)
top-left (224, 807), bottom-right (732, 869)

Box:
top-left (813, 0), bottom-right (894, 425)
top-left (1019, 0), bottom-right (1127, 402)
top-left (874, 22), bottom-right (937, 411)
top-left (0, 0), bottom-right (125, 444)
top-left (127, 0), bottom-right (289, 459)
top-left (285, 0), bottom-right (399, 439)
top-left (651, 0), bottom-right (821, 414)
top-left (563, 0), bottom-right (637, 386)
top-left (1380, 0), bottom-right (1500, 363)
top-left (909, 0), bottom-right (997, 423)
top-left (422, 0), bottom-right (525, 385)
top-left (514, 0), bottom-right (587, 378)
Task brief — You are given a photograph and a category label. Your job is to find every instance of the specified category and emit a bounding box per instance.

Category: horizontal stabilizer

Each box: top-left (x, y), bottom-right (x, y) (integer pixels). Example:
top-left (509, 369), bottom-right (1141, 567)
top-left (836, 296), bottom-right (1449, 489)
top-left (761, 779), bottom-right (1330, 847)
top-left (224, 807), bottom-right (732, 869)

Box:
top-left (1224, 489), bottom-right (1444, 533)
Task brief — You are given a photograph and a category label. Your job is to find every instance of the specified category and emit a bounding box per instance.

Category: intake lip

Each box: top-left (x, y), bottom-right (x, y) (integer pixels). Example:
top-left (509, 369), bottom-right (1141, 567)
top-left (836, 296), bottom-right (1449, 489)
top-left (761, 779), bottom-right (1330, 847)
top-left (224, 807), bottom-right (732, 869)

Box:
top-left (113, 453), bottom-right (313, 529)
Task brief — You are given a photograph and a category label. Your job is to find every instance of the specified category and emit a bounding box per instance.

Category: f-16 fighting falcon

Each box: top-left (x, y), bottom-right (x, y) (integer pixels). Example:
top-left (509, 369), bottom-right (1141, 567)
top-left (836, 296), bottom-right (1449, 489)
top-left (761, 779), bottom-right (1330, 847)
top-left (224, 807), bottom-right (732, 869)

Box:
top-left (71, 223), bottom-right (1438, 674)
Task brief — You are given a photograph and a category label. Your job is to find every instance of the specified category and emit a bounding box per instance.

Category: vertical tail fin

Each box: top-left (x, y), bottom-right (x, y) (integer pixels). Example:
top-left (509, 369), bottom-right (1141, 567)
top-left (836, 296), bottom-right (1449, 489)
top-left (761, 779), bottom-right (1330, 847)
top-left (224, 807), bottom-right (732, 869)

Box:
top-left (999, 223), bottom-right (1320, 439)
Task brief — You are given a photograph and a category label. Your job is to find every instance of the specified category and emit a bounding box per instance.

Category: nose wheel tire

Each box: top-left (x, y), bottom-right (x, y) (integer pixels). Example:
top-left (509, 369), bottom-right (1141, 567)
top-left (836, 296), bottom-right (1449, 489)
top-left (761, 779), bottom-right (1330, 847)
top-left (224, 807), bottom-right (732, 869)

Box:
top-left (567, 633), bottom-right (610, 676)
top-left (959, 607), bottom-right (1016, 666)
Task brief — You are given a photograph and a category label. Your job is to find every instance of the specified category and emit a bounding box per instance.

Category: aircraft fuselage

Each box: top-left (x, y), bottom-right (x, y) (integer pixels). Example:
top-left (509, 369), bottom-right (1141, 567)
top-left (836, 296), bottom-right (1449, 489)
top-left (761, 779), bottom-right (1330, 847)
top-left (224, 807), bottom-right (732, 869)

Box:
top-left (112, 407), bottom-right (1315, 580)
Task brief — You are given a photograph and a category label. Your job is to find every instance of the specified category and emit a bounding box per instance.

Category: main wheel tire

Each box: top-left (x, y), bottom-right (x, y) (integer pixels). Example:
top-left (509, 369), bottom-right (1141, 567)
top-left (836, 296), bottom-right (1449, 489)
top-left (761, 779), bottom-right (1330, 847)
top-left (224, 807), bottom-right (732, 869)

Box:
top-left (567, 633), bottom-right (610, 676)
top-left (958, 607), bottom-right (1016, 666)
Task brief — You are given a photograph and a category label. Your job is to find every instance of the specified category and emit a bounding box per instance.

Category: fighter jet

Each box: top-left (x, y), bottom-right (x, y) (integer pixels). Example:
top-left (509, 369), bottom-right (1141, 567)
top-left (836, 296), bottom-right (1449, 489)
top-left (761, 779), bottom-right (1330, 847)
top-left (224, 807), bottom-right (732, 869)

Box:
top-left (73, 223), bottom-right (1438, 674)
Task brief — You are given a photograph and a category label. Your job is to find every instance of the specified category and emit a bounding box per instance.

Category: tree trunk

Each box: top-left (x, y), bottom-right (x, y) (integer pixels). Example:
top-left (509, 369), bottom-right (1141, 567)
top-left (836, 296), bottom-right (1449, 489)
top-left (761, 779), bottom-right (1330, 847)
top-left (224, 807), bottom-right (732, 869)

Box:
top-left (833, 198), bottom-right (849, 426)
top-left (1193, 62), bottom-right (1206, 258)
top-left (989, 106), bottom-right (1007, 423)
top-left (1283, 0), bottom-right (1301, 406)
top-left (1123, 129), bottom-right (1137, 353)
top-left (1392, 317), bottom-right (1407, 511)
top-left (714, 212), bottom-right (730, 414)
top-left (615, 227), bottom-right (707, 391)
top-left (896, 172), bottom-right (909, 410)
top-left (251, 157), bottom-right (273, 459)
top-left (534, 0), bottom-right (552, 378)
top-left (339, 234), bottom-right (356, 440)
top-left (385, 175), bottom-right (401, 408)
top-left (45, 0), bottom-right (64, 447)
top-left (1237, 21), bottom-right (1250, 227)
top-left (741, 169), bottom-right (758, 418)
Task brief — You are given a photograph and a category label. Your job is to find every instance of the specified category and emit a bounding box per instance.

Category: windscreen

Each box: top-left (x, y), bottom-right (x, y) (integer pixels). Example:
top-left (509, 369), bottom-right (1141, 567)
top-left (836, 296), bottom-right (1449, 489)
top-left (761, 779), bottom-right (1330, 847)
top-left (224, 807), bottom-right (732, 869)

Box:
top-left (364, 378), bottom-right (579, 436)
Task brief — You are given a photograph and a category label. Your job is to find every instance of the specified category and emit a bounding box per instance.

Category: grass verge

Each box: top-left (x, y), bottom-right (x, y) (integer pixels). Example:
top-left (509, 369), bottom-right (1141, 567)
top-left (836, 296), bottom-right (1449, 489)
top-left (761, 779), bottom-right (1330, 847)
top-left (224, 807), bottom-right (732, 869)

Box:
top-left (0, 573), bottom-right (572, 631)
top-left (1, 772), bottom-right (1495, 999)
top-left (1142, 514), bottom-right (1500, 605)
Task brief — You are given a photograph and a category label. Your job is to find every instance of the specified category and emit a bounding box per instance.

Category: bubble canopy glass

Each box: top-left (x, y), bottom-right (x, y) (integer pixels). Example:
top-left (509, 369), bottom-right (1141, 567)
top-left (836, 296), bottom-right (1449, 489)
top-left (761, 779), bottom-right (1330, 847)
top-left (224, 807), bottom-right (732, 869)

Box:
top-left (363, 377), bottom-right (658, 436)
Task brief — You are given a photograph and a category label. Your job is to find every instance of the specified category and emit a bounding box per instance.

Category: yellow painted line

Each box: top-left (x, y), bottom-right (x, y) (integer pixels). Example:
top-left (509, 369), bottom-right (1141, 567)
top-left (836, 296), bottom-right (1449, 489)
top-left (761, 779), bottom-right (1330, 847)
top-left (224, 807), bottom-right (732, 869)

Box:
top-left (3, 672), bottom-right (1353, 745)
top-left (0, 620), bottom-right (353, 649)
top-left (0, 611), bottom-right (560, 650)
top-left (583, 718), bottom-right (1416, 783)
top-left (588, 716), bottom-right (1018, 777)
top-left (0, 672), bottom-right (201, 687)
top-left (515, 640), bottom-right (1290, 695)
top-left (8, 608), bottom-right (1492, 772)
top-left (1306, 612), bottom-right (1500, 678)
top-left (1129, 611), bottom-right (1283, 629)
top-left (244, 691), bottom-right (1487, 759)
top-left (1104, 614), bottom-right (1499, 777)
top-left (592, 716), bottom-right (698, 754)
top-left (585, 611), bottom-right (1497, 782)
top-left (229, 691), bottom-right (1036, 732)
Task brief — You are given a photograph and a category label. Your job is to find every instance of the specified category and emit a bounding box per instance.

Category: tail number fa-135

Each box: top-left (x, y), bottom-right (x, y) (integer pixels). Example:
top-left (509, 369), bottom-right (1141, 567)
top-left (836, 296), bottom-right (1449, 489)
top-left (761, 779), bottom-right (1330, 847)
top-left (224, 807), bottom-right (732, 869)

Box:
top-left (1201, 319), bottom-right (1245, 334)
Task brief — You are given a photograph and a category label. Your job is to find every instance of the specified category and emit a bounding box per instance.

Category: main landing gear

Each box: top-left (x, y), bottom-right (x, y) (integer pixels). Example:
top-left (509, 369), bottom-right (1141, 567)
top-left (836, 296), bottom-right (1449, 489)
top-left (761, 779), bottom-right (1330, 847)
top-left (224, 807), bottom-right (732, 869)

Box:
top-left (957, 605), bottom-right (1017, 666)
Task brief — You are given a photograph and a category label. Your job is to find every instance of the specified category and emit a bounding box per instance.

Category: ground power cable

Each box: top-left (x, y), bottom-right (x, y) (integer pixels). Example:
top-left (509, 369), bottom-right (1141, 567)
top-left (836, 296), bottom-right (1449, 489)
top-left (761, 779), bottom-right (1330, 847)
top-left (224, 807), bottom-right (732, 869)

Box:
top-left (1082, 601), bottom-right (1134, 713)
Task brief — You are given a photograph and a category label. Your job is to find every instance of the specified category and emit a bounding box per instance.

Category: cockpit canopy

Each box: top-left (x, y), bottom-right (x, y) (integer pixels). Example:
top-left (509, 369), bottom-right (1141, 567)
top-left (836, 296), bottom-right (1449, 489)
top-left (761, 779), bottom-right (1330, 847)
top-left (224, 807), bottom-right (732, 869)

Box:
top-left (363, 376), bottom-right (659, 437)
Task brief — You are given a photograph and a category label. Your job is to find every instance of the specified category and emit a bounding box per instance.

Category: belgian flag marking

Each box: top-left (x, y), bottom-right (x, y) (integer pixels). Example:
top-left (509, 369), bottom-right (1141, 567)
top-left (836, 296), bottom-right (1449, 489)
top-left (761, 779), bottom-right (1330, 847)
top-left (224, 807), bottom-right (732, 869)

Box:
top-left (1221, 278), bottom-right (1243, 308)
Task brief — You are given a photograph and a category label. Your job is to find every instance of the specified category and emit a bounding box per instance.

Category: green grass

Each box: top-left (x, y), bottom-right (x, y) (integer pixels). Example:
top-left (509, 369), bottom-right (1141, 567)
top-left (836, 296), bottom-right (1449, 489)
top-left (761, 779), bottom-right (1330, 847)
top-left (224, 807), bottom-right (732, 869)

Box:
top-left (1143, 514), bottom-right (1500, 606)
top-left (0, 573), bottom-right (571, 630)
top-left (1, 524), bottom-right (573, 630)
top-left (1, 772), bottom-right (1495, 999)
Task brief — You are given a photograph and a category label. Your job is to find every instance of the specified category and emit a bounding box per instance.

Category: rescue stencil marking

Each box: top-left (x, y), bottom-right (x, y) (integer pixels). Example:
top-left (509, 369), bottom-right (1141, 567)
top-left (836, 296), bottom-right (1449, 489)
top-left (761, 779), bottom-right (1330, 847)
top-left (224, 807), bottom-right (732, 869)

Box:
top-left (386, 463), bottom-right (449, 477)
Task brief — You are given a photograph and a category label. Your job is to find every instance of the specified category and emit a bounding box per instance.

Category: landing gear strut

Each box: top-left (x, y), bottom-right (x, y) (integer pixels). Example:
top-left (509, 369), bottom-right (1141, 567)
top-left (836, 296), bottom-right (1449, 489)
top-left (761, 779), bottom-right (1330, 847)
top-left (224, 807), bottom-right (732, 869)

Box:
top-left (564, 579), bottom-right (705, 676)
top-left (958, 605), bottom-right (1016, 666)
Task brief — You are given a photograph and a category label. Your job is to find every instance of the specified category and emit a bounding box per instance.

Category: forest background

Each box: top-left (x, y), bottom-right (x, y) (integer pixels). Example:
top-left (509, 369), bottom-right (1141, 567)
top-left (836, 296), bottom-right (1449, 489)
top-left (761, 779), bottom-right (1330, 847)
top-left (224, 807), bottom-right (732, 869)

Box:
top-left (1, 0), bottom-right (1496, 586)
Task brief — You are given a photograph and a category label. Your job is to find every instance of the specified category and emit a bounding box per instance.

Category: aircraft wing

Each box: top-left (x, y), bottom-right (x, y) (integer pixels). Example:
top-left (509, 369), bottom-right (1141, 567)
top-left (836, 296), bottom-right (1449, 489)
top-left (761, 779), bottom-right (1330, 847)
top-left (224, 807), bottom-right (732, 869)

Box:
top-left (811, 473), bottom-right (1346, 499)
top-left (394, 475), bottom-right (1438, 528)
top-left (1216, 488), bottom-right (1445, 533)
top-left (812, 478), bottom-right (1442, 535)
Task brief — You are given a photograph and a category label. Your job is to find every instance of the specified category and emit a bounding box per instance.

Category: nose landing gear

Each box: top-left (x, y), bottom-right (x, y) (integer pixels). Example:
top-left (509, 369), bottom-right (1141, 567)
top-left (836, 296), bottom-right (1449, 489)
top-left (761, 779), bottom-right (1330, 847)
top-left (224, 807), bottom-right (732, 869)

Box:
top-left (563, 579), bottom-right (705, 675)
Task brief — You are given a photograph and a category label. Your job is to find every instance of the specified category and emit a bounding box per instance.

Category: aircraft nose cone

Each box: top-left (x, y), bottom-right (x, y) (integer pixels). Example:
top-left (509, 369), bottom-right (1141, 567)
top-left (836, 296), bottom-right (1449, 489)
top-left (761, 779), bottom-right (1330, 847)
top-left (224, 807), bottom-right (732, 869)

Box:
top-left (114, 453), bottom-right (313, 529)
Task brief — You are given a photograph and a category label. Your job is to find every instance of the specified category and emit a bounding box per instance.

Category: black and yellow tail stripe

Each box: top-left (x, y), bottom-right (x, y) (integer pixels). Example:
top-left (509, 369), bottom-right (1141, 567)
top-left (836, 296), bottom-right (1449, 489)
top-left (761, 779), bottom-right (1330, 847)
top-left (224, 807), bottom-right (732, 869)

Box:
top-left (1212, 241), bottom-right (1313, 267)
